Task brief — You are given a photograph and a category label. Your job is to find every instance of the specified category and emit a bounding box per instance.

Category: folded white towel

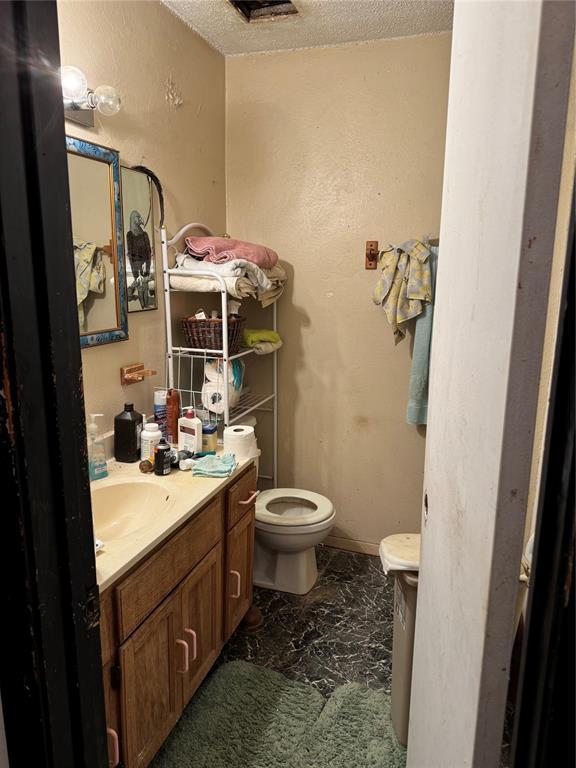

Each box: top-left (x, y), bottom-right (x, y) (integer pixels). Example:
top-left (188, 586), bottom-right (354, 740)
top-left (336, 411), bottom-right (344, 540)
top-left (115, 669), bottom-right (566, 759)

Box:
top-left (174, 253), bottom-right (273, 292)
top-left (175, 253), bottom-right (241, 277)
top-left (169, 273), bottom-right (257, 298)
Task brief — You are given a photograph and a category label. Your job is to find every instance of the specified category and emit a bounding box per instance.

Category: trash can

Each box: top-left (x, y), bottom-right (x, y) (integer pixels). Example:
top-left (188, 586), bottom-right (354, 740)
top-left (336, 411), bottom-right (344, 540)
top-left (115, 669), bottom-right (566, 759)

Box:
top-left (379, 533), bottom-right (421, 747)
top-left (379, 532), bottom-right (531, 748)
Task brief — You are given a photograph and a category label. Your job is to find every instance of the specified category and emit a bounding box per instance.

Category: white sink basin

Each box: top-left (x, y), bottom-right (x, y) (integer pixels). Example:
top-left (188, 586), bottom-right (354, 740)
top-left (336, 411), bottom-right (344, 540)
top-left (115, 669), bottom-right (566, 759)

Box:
top-left (92, 480), bottom-right (177, 541)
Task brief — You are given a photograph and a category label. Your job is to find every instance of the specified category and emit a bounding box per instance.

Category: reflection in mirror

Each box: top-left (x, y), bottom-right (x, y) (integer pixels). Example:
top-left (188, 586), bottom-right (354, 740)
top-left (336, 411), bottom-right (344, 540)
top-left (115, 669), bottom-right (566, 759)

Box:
top-left (66, 137), bottom-right (128, 347)
top-left (122, 167), bottom-right (157, 312)
top-left (68, 154), bottom-right (116, 332)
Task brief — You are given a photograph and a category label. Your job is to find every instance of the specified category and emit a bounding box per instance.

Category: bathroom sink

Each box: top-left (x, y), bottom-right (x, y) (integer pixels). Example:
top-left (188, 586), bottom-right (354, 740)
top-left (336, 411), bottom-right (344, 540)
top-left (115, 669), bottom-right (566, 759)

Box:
top-left (91, 480), bottom-right (176, 541)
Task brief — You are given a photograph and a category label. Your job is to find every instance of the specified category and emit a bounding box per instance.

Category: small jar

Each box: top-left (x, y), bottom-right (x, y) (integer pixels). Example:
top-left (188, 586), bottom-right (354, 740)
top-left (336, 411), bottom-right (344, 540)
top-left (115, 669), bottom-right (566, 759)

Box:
top-left (202, 424), bottom-right (217, 453)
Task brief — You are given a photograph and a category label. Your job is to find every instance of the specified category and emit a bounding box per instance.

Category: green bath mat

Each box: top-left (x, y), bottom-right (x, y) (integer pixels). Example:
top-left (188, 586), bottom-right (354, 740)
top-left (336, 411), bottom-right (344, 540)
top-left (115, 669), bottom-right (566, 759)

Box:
top-left (152, 661), bottom-right (406, 768)
top-left (291, 683), bottom-right (406, 768)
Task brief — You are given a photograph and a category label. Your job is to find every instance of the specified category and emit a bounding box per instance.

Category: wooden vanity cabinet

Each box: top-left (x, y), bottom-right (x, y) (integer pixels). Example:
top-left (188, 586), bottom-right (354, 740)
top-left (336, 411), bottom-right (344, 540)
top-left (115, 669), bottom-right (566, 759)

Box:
top-left (98, 465), bottom-right (256, 768)
top-left (115, 494), bottom-right (224, 643)
top-left (120, 547), bottom-right (224, 768)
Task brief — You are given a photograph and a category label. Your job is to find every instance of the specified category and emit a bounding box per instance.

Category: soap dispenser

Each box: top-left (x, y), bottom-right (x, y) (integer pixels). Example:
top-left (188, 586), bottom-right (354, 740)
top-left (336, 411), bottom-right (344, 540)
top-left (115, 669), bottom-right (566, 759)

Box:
top-left (87, 413), bottom-right (108, 481)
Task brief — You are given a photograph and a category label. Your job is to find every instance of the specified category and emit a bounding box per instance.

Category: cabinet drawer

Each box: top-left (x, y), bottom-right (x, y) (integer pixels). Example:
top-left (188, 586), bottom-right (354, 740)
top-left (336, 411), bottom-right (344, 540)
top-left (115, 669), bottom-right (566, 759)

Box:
top-left (116, 495), bottom-right (224, 641)
top-left (226, 465), bottom-right (258, 530)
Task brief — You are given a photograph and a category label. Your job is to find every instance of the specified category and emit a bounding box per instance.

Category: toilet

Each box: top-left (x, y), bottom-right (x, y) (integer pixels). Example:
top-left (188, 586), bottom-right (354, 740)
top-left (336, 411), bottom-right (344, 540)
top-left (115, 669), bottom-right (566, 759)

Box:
top-left (254, 488), bottom-right (335, 595)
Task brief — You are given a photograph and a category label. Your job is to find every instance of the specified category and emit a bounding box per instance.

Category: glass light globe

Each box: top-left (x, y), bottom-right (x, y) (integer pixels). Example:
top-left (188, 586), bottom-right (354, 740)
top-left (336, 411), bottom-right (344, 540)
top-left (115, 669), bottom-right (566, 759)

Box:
top-left (60, 65), bottom-right (87, 101)
top-left (92, 85), bottom-right (121, 116)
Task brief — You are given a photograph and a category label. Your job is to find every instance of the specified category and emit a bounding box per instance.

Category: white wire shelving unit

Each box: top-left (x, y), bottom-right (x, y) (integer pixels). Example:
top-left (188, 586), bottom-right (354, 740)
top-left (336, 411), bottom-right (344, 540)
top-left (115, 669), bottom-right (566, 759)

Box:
top-left (161, 222), bottom-right (278, 485)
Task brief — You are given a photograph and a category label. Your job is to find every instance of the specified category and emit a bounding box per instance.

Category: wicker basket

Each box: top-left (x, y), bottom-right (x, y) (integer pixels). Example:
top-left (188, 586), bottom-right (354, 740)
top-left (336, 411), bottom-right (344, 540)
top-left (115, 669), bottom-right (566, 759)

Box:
top-left (181, 315), bottom-right (246, 354)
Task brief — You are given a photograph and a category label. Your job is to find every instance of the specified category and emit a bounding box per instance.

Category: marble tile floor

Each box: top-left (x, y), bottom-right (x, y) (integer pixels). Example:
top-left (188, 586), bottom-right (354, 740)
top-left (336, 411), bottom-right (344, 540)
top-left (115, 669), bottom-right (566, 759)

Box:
top-left (220, 545), bottom-right (395, 697)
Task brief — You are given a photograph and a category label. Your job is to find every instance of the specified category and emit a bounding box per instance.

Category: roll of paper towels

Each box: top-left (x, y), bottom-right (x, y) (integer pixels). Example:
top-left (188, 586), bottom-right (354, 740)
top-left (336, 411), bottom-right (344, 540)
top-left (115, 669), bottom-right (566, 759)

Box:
top-left (201, 381), bottom-right (240, 415)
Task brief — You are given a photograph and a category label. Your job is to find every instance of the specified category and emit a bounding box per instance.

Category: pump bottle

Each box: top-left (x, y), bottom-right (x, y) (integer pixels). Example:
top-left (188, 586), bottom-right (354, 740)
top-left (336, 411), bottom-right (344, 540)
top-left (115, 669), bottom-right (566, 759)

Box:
top-left (87, 413), bottom-right (108, 481)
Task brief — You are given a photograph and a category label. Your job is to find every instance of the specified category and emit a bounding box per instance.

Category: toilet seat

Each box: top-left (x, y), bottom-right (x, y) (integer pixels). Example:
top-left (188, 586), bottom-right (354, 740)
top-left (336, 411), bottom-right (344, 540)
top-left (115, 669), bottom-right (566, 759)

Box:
top-left (256, 488), bottom-right (334, 527)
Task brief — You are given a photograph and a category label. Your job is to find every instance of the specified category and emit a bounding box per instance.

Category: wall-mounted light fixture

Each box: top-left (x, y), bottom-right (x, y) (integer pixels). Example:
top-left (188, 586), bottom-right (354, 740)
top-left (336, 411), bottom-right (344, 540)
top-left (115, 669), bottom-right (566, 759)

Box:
top-left (61, 65), bottom-right (121, 128)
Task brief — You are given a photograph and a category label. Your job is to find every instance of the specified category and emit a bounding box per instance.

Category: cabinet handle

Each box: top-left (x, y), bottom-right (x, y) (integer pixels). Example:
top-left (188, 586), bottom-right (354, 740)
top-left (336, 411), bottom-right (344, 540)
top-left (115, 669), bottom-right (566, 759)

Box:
top-left (230, 569), bottom-right (241, 598)
top-left (106, 728), bottom-right (120, 767)
top-left (239, 490), bottom-right (260, 506)
top-left (184, 628), bottom-right (198, 661)
top-left (176, 639), bottom-right (189, 673)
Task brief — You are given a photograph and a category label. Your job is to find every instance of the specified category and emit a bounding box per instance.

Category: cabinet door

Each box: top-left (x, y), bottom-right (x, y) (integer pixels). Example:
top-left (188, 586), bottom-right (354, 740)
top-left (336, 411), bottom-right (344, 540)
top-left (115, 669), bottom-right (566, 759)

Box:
top-left (180, 543), bottom-right (224, 706)
top-left (120, 591), bottom-right (183, 768)
top-left (224, 508), bottom-right (255, 641)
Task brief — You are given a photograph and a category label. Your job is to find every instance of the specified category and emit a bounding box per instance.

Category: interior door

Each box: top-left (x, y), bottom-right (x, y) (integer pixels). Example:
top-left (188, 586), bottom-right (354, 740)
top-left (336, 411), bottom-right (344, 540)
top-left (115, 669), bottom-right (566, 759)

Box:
top-left (0, 5), bottom-right (108, 765)
top-left (407, 4), bottom-right (574, 765)
top-left (120, 590), bottom-right (182, 768)
top-left (180, 543), bottom-right (224, 705)
top-left (225, 509), bottom-right (255, 640)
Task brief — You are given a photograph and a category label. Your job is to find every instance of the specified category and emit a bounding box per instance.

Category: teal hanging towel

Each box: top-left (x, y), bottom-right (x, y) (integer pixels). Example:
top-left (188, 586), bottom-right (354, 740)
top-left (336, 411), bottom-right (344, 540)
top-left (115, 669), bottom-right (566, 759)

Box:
top-left (406, 245), bottom-right (438, 425)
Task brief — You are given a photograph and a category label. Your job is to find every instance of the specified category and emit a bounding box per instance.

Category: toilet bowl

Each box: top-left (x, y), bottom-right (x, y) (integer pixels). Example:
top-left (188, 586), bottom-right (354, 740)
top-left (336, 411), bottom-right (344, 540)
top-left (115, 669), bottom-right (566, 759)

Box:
top-left (254, 488), bottom-right (335, 595)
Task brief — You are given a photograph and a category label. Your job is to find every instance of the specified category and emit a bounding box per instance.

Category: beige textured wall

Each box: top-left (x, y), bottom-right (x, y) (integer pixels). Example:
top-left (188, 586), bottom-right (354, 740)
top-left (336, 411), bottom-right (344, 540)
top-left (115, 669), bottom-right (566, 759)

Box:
top-left (226, 34), bottom-right (451, 549)
top-left (58, 0), bottom-right (226, 433)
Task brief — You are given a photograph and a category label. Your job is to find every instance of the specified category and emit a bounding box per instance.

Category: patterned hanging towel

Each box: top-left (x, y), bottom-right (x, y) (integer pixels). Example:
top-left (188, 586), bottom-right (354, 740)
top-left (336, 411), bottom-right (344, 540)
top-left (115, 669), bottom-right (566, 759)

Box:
top-left (372, 239), bottom-right (432, 343)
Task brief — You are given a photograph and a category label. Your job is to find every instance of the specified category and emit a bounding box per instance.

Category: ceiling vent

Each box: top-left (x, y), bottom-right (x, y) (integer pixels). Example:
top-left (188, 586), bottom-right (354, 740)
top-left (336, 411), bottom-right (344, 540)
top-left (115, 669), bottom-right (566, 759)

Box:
top-left (228, 1), bottom-right (299, 23)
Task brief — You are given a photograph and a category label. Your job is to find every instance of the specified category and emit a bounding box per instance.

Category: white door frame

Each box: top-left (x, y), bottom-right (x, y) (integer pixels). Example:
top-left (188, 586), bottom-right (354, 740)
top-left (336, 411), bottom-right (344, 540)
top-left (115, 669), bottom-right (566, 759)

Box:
top-left (407, 2), bottom-right (574, 766)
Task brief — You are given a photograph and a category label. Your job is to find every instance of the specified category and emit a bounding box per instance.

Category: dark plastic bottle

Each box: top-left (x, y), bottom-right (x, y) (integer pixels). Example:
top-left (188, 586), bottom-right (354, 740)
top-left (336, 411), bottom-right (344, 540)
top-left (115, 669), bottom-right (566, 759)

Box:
top-left (154, 438), bottom-right (172, 476)
top-left (114, 403), bottom-right (143, 463)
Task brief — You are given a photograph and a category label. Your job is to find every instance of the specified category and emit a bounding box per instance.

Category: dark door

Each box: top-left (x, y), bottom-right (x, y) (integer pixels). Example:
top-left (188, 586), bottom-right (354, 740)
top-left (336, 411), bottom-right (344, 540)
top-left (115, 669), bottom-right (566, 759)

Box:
top-left (0, 2), bottom-right (107, 765)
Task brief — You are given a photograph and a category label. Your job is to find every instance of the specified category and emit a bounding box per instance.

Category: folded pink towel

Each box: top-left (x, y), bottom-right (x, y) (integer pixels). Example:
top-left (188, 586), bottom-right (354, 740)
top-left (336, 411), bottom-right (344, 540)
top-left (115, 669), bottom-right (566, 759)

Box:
top-left (185, 237), bottom-right (278, 269)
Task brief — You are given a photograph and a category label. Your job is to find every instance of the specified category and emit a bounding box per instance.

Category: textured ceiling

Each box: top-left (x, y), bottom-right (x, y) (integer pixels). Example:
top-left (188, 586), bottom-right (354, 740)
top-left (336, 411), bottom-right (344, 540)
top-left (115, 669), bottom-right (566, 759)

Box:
top-left (162, 0), bottom-right (454, 56)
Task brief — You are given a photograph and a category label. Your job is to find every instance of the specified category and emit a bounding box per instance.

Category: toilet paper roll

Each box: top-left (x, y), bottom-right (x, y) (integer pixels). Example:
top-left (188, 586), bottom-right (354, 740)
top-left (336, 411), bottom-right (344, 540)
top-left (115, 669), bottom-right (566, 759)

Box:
top-left (224, 425), bottom-right (259, 460)
top-left (224, 424), bottom-right (254, 440)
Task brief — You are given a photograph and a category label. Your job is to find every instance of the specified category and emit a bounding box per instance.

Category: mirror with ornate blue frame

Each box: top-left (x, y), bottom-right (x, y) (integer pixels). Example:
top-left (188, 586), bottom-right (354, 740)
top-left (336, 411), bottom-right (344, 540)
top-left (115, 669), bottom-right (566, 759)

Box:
top-left (66, 136), bottom-right (128, 347)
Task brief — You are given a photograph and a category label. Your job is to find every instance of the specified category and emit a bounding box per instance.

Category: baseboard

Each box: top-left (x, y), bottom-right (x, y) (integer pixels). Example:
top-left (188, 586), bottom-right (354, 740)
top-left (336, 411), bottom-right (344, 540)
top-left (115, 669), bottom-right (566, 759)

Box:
top-left (324, 535), bottom-right (380, 557)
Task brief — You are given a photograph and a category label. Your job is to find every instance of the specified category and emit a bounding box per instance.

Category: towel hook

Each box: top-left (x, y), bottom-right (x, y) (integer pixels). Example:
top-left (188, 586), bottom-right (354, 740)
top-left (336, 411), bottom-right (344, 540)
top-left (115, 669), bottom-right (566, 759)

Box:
top-left (365, 240), bottom-right (379, 270)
